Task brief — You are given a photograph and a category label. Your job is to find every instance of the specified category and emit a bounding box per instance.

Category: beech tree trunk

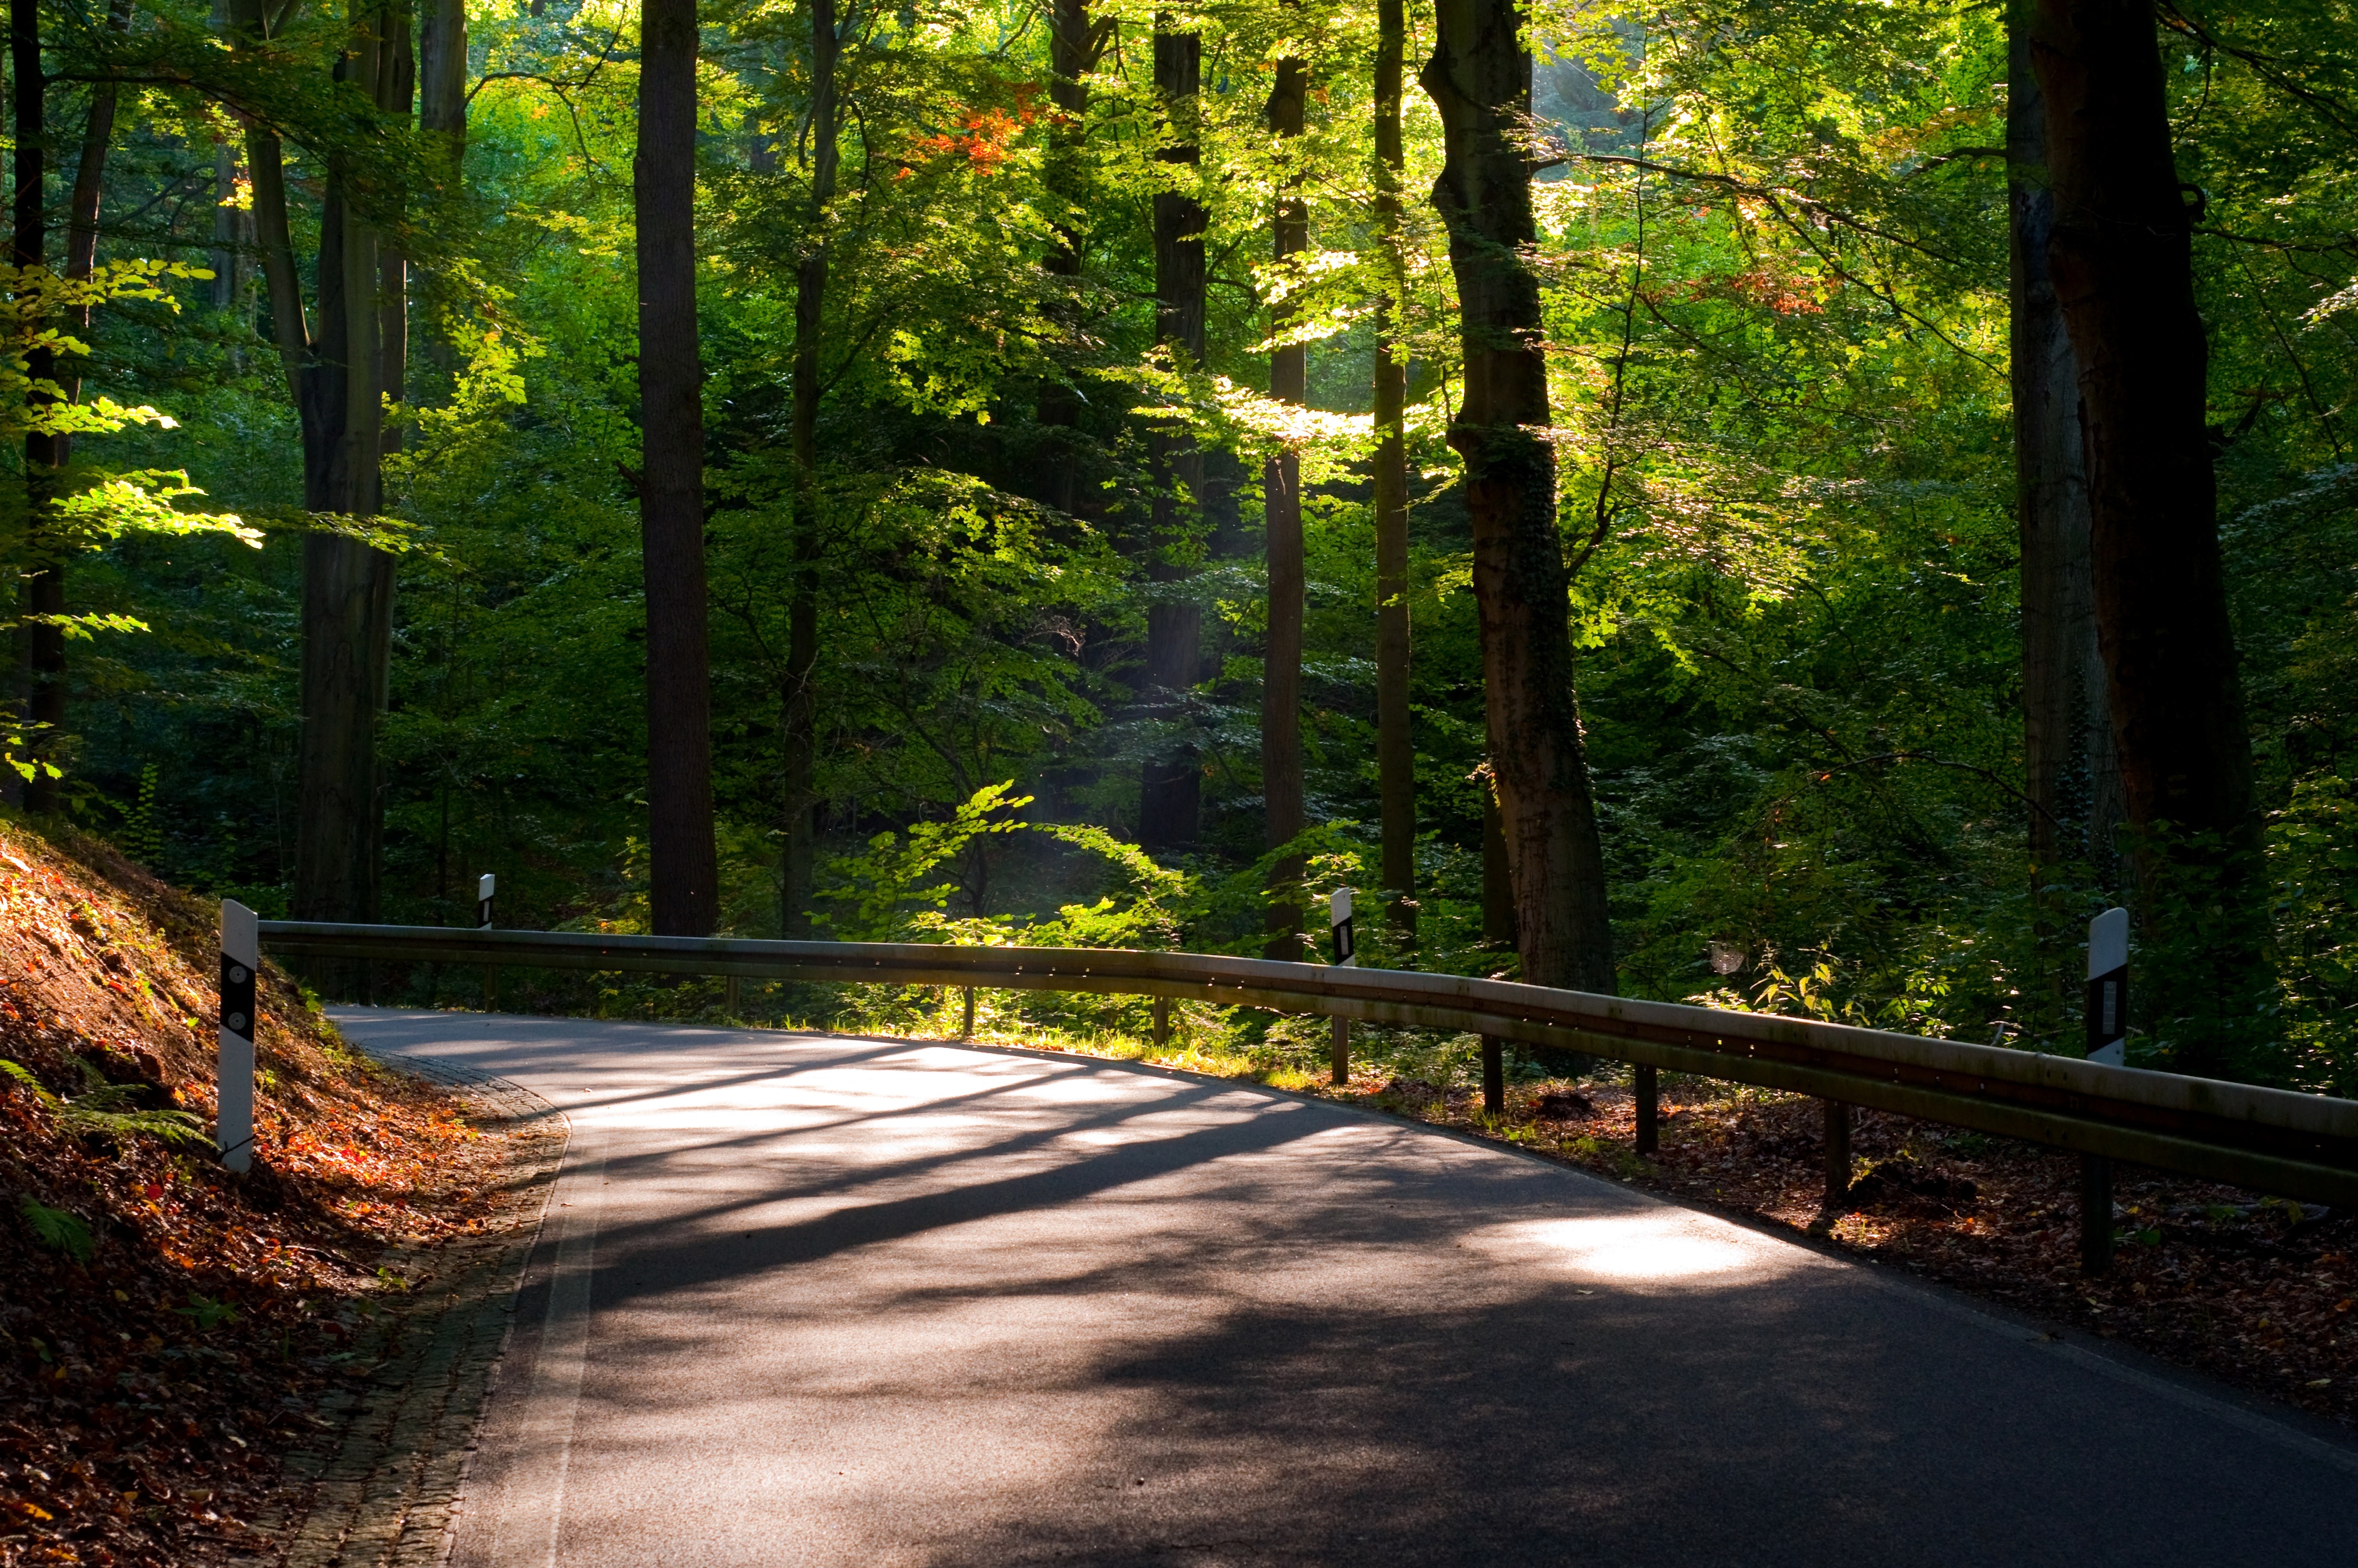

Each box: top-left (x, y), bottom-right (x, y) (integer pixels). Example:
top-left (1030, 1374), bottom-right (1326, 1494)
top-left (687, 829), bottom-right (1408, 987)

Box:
top-left (635, 0), bottom-right (720, 936)
top-left (1140, 16), bottom-right (1205, 851)
top-left (1423, 0), bottom-right (1614, 995)
top-left (2031, 0), bottom-right (2268, 1073)
top-left (780, 0), bottom-right (839, 937)
top-left (419, 0), bottom-right (466, 162)
top-left (1261, 51), bottom-right (1307, 960)
top-left (2010, 0), bottom-right (2122, 1036)
top-left (1373, 0), bottom-right (1415, 946)
top-left (278, 2), bottom-right (411, 936)
top-left (1036, 0), bottom-right (1098, 514)
top-left (418, 0), bottom-right (465, 373)
top-left (14, 0), bottom-right (61, 812)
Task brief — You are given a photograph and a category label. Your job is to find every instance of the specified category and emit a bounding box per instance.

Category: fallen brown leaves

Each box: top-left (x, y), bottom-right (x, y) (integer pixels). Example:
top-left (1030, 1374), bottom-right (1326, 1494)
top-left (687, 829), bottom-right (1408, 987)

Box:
top-left (1343, 1070), bottom-right (2357, 1428)
top-left (0, 823), bottom-right (532, 1566)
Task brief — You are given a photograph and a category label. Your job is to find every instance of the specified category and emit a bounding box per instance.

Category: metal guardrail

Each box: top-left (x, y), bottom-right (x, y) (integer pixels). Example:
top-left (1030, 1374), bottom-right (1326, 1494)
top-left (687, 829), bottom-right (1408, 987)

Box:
top-left (260, 920), bottom-right (2358, 1212)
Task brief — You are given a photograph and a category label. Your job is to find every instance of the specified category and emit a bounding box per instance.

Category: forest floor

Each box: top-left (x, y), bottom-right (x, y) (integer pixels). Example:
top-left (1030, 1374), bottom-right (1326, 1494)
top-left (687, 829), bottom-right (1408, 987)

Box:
top-left (0, 821), bottom-right (551, 1568)
top-left (990, 1028), bottom-right (2358, 1432)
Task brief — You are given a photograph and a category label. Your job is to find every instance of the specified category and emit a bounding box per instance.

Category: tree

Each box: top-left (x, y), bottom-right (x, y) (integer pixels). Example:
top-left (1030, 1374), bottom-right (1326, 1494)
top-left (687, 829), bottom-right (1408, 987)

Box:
top-left (1261, 32), bottom-right (1307, 958)
top-left (230, 0), bottom-right (414, 929)
top-left (635, 0), bottom-right (720, 936)
top-left (1141, 11), bottom-right (1206, 852)
top-left (2009, 0), bottom-right (2119, 1031)
top-left (2031, 0), bottom-right (2268, 1073)
top-left (1423, 0), bottom-right (1614, 994)
top-left (779, 0), bottom-right (840, 937)
top-left (1371, 0), bottom-right (1414, 949)
top-left (14, 0), bottom-right (60, 812)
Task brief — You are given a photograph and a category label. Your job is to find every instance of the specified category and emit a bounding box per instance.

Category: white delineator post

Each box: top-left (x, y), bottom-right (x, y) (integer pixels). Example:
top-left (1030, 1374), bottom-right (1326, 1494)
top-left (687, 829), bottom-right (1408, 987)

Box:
top-left (478, 873), bottom-right (499, 1010)
top-left (217, 899), bottom-right (258, 1174)
top-left (2086, 906), bottom-right (2129, 1066)
top-left (1328, 888), bottom-right (1356, 1086)
top-left (2081, 904), bottom-right (2131, 1276)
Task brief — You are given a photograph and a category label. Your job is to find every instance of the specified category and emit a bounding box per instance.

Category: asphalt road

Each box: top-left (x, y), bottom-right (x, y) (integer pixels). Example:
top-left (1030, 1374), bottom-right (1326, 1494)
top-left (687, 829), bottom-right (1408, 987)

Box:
top-left (330, 1007), bottom-right (2358, 1567)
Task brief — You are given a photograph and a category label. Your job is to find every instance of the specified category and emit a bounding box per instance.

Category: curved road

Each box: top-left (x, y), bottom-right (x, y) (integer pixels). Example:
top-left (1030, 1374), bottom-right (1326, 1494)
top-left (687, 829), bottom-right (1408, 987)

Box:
top-left (333, 1008), bottom-right (2358, 1566)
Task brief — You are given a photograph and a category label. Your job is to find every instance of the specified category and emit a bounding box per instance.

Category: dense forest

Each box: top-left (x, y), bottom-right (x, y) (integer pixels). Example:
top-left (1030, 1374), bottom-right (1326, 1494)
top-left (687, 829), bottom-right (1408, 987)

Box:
top-left (3, 0), bottom-right (2353, 1092)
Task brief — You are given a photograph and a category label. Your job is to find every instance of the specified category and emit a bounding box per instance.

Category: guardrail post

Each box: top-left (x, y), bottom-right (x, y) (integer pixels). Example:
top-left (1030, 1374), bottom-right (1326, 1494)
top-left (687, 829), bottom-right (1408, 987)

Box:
top-left (1823, 1100), bottom-right (1851, 1204)
top-left (1634, 1064), bottom-right (1659, 1156)
top-left (1151, 998), bottom-right (1170, 1049)
top-left (1481, 1036), bottom-right (1503, 1116)
top-left (2080, 1156), bottom-right (2114, 1275)
top-left (217, 900), bottom-right (257, 1174)
top-left (960, 987), bottom-right (976, 1039)
top-left (1330, 1016), bottom-right (1349, 1086)
top-left (727, 975), bottom-right (742, 1016)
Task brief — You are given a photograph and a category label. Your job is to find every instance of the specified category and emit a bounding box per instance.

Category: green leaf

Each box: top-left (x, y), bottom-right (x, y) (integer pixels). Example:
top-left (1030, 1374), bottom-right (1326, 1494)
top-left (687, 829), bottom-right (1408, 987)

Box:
top-left (17, 1197), bottom-right (94, 1262)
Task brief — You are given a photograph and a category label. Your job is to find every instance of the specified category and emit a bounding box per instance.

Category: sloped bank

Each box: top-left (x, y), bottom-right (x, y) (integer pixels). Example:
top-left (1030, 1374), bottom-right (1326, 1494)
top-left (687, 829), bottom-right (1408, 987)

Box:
top-left (0, 821), bottom-right (552, 1566)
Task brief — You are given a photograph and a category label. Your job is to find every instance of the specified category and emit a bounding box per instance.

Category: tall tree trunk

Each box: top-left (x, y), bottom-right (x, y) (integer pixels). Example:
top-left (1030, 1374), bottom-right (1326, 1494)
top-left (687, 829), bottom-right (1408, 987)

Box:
top-left (377, 1), bottom-right (412, 463)
top-left (419, 0), bottom-right (466, 162)
top-left (1373, 0), bottom-right (1415, 948)
top-left (290, 3), bottom-right (403, 940)
top-left (1037, 0), bottom-right (1098, 515)
top-left (207, 0), bottom-right (248, 329)
top-left (14, 0), bottom-right (62, 813)
top-left (635, 0), bottom-right (719, 936)
top-left (2010, 0), bottom-right (2121, 1042)
top-left (61, 0), bottom-right (131, 424)
top-left (2030, 0), bottom-right (2267, 1075)
top-left (1423, 0), bottom-right (1615, 995)
top-left (418, 0), bottom-right (465, 375)
top-left (781, 0), bottom-right (839, 937)
top-left (1261, 49), bottom-right (1307, 960)
top-left (1140, 16), bottom-right (1205, 851)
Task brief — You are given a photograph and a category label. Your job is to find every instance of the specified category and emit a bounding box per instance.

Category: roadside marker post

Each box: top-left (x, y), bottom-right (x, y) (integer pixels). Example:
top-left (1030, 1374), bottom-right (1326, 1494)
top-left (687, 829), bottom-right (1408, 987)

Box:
top-left (2086, 906), bottom-right (2128, 1066)
top-left (2082, 906), bottom-right (2130, 1275)
top-left (1329, 889), bottom-right (1355, 1086)
top-left (216, 900), bottom-right (257, 1174)
top-left (478, 873), bottom-right (499, 1010)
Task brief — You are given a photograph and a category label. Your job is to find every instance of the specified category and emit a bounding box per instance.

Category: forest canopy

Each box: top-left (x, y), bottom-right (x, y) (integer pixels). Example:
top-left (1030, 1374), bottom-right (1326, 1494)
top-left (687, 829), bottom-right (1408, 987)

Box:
top-left (6, 0), bottom-right (2355, 1092)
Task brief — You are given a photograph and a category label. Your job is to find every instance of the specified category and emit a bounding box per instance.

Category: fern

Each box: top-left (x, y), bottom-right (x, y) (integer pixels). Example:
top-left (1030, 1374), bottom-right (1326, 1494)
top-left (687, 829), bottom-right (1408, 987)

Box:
top-left (17, 1197), bottom-right (94, 1262)
top-left (5, 1056), bottom-right (209, 1147)
top-left (0, 1057), bottom-right (60, 1109)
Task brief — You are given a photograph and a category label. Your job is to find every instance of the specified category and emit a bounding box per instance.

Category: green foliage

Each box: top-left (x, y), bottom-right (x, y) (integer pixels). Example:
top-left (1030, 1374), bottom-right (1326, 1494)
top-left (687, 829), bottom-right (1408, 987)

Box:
top-left (30, 0), bottom-right (2358, 1095)
top-left (16, 1197), bottom-right (95, 1263)
top-left (173, 1293), bottom-right (240, 1331)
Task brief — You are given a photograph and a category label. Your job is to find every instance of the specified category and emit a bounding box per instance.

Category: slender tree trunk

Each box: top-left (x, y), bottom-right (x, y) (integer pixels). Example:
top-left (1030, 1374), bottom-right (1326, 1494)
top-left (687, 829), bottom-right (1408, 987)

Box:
top-left (635, 0), bottom-right (719, 936)
top-left (781, 0), bottom-right (839, 937)
top-left (290, 4), bottom-right (402, 941)
top-left (1140, 16), bottom-right (1205, 851)
top-left (377, 1), bottom-right (412, 465)
top-left (62, 0), bottom-right (131, 414)
top-left (1424, 0), bottom-right (1615, 995)
top-left (2010, 0), bottom-right (2121, 1042)
top-left (1373, 0), bottom-right (1415, 948)
top-left (1037, 0), bottom-right (1097, 515)
top-left (419, 0), bottom-right (466, 164)
top-left (14, 0), bottom-right (62, 812)
top-left (207, 0), bottom-right (248, 328)
top-left (1261, 50), bottom-right (1307, 960)
top-left (418, 0), bottom-right (465, 375)
top-left (2030, 0), bottom-right (2267, 1074)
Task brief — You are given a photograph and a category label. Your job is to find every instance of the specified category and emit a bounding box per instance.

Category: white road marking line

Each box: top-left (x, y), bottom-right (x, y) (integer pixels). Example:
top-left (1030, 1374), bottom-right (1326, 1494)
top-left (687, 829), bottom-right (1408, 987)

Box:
top-left (489, 1136), bottom-right (606, 1566)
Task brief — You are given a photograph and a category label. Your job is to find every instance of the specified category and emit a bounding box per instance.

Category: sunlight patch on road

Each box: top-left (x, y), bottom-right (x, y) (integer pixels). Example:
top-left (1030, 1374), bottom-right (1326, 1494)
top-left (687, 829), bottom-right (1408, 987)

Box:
top-left (1463, 1210), bottom-right (1811, 1286)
